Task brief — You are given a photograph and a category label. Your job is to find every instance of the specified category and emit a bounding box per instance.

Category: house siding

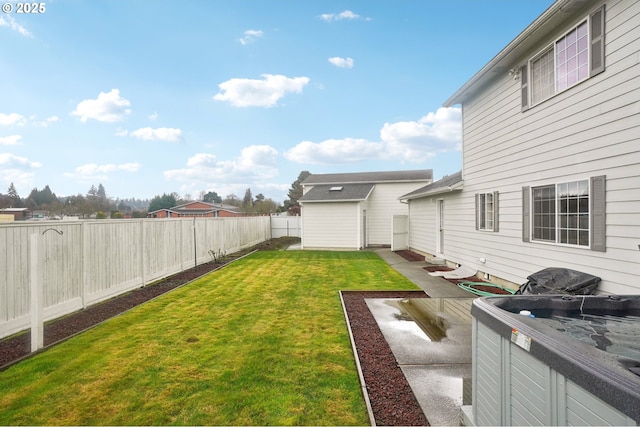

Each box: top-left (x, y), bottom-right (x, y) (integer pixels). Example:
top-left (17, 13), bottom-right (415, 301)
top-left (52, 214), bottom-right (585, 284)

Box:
top-left (442, 0), bottom-right (640, 294)
top-left (301, 202), bottom-right (361, 249)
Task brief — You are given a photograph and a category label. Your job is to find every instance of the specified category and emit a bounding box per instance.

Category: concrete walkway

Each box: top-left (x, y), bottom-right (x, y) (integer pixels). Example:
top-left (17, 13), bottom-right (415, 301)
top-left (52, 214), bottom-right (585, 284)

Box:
top-left (372, 248), bottom-right (473, 298)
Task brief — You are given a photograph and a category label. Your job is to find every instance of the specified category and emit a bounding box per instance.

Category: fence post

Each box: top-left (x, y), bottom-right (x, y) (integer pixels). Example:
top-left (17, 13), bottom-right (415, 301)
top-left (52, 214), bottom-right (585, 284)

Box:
top-left (29, 233), bottom-right (43, 352)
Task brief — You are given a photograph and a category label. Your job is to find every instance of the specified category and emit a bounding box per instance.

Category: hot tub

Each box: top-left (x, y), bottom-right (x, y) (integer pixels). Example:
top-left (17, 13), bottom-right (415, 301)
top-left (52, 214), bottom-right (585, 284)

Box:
top-left (470, 295), bottom-right (640, 426)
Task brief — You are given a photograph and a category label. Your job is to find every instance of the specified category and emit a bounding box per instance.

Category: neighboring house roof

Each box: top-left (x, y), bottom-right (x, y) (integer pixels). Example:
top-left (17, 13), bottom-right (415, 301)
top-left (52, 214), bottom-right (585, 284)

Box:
top-left (399, 171), bottom-right (463, 201)
top-left (172, 201), bottom-right (239, 211)
top-left (0, 208), bottom-right (30, 212)
top-left (443, 0), bottom-right (586, 107)
top-left (302, 169), bottom-right (432, 185)
top-left (299, 183), bottom-right (375, 203)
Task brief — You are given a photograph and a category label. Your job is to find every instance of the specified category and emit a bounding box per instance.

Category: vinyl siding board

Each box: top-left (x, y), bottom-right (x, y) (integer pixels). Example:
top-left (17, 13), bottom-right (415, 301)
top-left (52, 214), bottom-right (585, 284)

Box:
top-left (437, 0), bottom-right (640, 295)
top-left (301, 202), bottom-right (360, 249)
top-left (366, 183), bottom-right (416, 246)
top-left (407, 197), bottom-right (437, 255)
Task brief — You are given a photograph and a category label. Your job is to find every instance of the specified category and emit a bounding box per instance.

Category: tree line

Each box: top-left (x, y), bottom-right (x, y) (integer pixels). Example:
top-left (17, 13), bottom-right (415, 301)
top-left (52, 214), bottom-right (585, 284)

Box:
top-left (0, 171), bottom-right (310, 219)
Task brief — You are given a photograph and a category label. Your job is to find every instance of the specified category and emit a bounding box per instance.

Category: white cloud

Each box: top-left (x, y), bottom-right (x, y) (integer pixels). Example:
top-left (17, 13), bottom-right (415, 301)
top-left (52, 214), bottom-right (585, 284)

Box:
top-left (130, 127), bottom-right (183, 142)
top-left (320, 10), bottom-right (370, 22)
top-left (213, 74), bottom-right (310, 108)
top-left (0, 153), bottom-right (41, 191)
top-left (284, 138), bottom-right (384, 164)
top-left (164, 145), bottom-right (278, 188)
top-left (71, 89), bottom-right (132, 123)
top-left (0, 135), bottom-right (23, 146)
top-left (0, 113), bottom-right (27, 126)
top-left (148, 112), bottom-right (158, 121)
top-left (379, 107), bottom-right (461, 162)
top-left (115, 128), bottom-right (129, 137)
top-left (64, 162), bottom-right (140, 181)
top-left (32, 116), bottom-right (60, 127)
top-left (328, 57), bottom-right (354, 69)
top-left (239, 29), bottom-right (263, 45)
top-left (0, 15), bottom-right (32, 37)
top-left (285, 107), bottom-right (461, 164)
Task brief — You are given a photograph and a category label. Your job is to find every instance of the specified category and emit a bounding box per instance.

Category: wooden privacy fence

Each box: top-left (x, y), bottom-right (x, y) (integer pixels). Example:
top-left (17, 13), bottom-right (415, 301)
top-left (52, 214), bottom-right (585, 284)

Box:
top-left (0, 216), bottom-right (271, 340)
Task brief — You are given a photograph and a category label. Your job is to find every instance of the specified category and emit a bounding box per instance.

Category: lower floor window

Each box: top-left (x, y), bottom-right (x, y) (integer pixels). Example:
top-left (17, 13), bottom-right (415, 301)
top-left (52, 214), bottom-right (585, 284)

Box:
top-left (478, 193), bottom-right (494, 231)
top-left (532, 180), bottom-right (589, 246)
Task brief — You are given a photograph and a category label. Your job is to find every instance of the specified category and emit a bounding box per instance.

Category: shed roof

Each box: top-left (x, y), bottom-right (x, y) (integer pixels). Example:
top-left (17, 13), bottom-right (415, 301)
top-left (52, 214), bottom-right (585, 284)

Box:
top-left (302, 169), bottom-right (432, 185)
top-left (400, 171), bottom-right (463, 201)
top-left (444, 0), bottom-right (591, 107)
top-left (299, 183), bottom-right (375, 203)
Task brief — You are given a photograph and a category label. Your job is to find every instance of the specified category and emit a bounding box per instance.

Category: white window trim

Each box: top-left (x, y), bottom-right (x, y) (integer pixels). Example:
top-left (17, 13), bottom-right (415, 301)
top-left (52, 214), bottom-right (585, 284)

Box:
top-left (527, 15), bottom-right (591, 108)
top-left (529, 179), bottom-right (591, 249)
top-left (477, 192), bottom-right (495, 232)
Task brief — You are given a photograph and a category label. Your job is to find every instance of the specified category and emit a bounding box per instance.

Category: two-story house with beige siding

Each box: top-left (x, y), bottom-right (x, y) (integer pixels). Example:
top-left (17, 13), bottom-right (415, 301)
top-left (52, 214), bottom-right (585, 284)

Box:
top-left (401, 0), bottom-right (639, 294)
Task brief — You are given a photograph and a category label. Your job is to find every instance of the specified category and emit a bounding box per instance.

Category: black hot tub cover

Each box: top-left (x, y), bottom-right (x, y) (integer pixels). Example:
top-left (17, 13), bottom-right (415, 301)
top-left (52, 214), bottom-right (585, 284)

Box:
top-left (515, 267), bottom-right (601, 295)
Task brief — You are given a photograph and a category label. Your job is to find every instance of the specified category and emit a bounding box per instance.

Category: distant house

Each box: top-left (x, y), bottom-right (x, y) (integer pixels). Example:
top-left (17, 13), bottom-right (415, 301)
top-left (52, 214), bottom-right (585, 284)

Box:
top-left (299, 170), bottom-right (432, 249)
top-left (0, 208), bottom-right (31, 221)
top-left (147, 201), bottom-right (242, 219)
top-left (401, 0), bottom-right (640, 295)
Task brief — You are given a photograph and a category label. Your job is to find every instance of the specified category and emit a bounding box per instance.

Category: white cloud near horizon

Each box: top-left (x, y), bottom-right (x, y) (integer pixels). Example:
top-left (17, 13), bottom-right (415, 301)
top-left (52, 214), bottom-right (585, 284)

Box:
top-left (213, 74), bottom-right (310, 108)
top-left (0, 135), bottom-right (23, 146)
top-left (0, 153), bottom-right (41, 191)
top-left (239, 29), bottom-right (263, 45)
top-left (328, 57), bottom-right (354, 69)
top-left (130, 127), bottom-right (183, 142)
top-left (64, 162), bottom-right (141, 182)
top-left (0, 15), bottom-right (32, 37)
top-left (284, 107), bottom-right (461, 164)
top-left (71, 89), bottom-right (132, 123)
top-left (0, 113), bottom-right (27, 126)
top-left (320, 10), bottom-right (370, 22)
top-left (164, 145), bottom-right (279, 196)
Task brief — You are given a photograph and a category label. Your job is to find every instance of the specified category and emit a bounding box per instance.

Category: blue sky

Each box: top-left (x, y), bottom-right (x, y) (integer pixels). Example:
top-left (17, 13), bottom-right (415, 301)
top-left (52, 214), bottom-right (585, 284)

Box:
top-left (0, 0), bottom-right (553, 203)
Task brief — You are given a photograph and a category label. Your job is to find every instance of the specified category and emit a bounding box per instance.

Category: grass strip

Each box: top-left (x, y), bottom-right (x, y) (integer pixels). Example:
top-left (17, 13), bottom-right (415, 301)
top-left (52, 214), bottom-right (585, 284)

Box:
top-left (0, 250), bottom-right (419, 426)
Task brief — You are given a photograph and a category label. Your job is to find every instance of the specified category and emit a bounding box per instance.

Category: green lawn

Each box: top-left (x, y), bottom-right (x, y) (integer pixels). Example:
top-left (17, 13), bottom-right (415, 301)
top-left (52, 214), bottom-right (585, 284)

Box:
top-left (0, 250), bottom-right (419, 426)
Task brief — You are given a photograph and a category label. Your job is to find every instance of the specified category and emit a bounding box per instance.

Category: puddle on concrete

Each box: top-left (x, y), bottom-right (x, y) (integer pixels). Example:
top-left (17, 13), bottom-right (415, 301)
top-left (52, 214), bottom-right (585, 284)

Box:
top-left (365, 297), bottom-right (475, 426)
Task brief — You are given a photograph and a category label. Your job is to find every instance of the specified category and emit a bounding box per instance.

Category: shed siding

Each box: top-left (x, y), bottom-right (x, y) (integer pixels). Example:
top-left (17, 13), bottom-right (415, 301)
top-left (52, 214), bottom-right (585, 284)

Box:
top-left (301, 203), bottom-right (360, 249)
top-left (366, 183), bottom-right (418, 245)
top-left (441, 0), bottom-right (640, 294)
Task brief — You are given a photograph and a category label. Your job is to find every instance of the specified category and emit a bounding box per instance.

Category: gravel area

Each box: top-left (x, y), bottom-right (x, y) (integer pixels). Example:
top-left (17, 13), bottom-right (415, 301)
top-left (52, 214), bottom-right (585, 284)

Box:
top-left (1, 240), bottom-right (430, 425)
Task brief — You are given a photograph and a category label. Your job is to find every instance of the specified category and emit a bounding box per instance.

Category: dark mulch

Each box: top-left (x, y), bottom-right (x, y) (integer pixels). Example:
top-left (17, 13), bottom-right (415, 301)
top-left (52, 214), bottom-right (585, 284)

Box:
top-left (423, 265), bottom-right (452, 273)
top-left (394, 250), bottom-right (425, 262)
top-left (342, 290), bottom-right (430, 426)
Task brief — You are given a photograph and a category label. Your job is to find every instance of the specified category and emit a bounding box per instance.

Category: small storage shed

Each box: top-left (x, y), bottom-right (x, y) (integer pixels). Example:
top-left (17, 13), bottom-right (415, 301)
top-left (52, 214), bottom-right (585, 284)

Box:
top-left (299, 170), bottom-right (432, 250)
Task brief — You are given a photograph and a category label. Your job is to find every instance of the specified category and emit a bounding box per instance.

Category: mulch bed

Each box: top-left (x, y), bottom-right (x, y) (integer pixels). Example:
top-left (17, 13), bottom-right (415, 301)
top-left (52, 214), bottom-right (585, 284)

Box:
top-left (394, 250), bottom-right (426, 262)
top-left (342, 290), bottom-right (430, 426)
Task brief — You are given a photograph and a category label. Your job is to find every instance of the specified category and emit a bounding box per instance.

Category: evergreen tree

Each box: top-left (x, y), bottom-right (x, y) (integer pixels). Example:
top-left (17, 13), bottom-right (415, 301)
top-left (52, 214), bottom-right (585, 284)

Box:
top-left (7, 182), bottom-right (23, 207)
top-left (284, 170), bottom-right (310, 214)
top-left (148, 193), bottom-right (178, 212)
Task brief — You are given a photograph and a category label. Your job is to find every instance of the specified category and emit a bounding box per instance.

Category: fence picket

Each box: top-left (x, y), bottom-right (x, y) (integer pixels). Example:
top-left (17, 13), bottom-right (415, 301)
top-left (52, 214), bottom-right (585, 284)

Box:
top-left (0, 217), bottom-right (271, 339)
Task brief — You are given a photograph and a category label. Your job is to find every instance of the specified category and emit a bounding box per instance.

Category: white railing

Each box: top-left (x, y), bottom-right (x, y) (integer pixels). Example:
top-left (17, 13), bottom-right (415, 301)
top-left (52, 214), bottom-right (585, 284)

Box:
top-left (0, 216), bottom-right (271, 340)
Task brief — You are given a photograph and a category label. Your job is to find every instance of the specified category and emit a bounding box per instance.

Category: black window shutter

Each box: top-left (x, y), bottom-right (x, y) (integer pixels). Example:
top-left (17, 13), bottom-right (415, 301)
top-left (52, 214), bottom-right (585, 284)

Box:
top-left (520, 64), bottom-right (529, 111)
top-left (590, 175), bottom-right (606, 252)
top-left (590, 5), bottom-right (606, 76)
top-left (493, 191), bottom-right (499, 233)
top-left (522, 187), bottom-right (530, 242)
top-left (475, 193), bottom-right (480, 230)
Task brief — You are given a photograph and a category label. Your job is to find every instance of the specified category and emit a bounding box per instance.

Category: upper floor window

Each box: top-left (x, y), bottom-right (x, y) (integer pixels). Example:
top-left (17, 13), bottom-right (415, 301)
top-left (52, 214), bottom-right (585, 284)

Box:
top-left (521, 5), bottom-right (605, 110)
